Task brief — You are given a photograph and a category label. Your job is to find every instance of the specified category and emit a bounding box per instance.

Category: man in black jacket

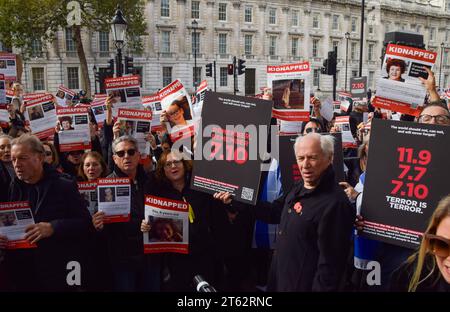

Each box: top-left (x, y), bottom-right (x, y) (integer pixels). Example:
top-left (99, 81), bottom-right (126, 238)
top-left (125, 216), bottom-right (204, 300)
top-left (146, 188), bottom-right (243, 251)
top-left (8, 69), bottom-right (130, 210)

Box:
top-left (216, 133), bottom-right (355, 291)
top-left (0, 134), bottom-right (91, 291)
top-left (92, 135), bottom-right (160, 291)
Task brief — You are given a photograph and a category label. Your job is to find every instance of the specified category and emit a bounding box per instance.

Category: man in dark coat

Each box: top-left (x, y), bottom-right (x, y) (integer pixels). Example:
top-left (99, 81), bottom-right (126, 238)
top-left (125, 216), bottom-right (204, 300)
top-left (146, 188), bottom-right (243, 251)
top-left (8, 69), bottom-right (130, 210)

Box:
top-left (0, 134), bottom-right (91, 291)
top-left (216, 133), bottom-right (355, 291)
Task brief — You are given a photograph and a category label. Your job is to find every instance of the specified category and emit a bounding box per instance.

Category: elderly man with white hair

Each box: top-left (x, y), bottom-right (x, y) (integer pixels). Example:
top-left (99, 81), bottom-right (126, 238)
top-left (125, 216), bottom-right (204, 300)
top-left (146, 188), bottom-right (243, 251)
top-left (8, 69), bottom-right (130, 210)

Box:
top-left (215, 133), bottom-right (355, 291)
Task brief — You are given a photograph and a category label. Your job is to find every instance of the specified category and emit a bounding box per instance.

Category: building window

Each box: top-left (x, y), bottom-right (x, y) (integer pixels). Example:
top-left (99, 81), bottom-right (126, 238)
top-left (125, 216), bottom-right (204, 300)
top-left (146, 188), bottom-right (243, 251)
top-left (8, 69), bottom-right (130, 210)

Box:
top-left (244, 6), bottom-right (252, 23)
top-left (67, 67), bottom-right (79, 89)
top-left (313, 69), bottom-right (320, 87)
top-left (244, 35), bottom-right (252, 55)
top-left (162, 67), bottom-right (172, 87)
top-left (385, 22), bottom-right (391, 33)
top-left (220, 67), bottom-right (228, 86)
top-left (444, 75), bottom-right (449, 88)
top-left (351, 42), bottom-right (357, 60)
top-left (133, 66), bottom-right (144, 87)
top-left (99, 31), bottom-right (109, 57)
top-left (161, 0), bottom-right (170, 17)
top-left (193, 67), bottom-right (201, 86)
top-left (352, 70), bottom-right (358, 78)
top-left (292, 38), bottom-right (299, 57)
top-left (191, 1), bottom-right (200, 19)
top-left (416, 25), bottom-right (422, 33)
top-left (312, 13), bottom-right (319, 29)
top-left (162, 31), bottom-right (170, 53)
top-left (447, 0), bottom-right (450, 11)
top-left (351, 17), bottom-right (357, 32)
top-left (429, 27), bottom-right (435, 41)
top-left (219, 33), bottom-right (227, 54)
top-left (65, 28), bottom-right (76, 54)
top-left (312, 39), bottom-right (319, 58)
top-left (368, 43), bottom-right (374, 61)
top-left (332, 15), bottom-right (339, 30)
top-left (292, 10), bottom-right (299, 27)
top-left (219, 3), bottom-right (227, 21)
top-left (269, 36), bottom-right (277, 56)
top-left (446, 30), bottom-right (450, 42)
top-left (332, 40), bottom-right (339, 51)
top-left (444, 50), bottom-right (449, 66)
top-left (192, 32), bottom-right (200, 55)
top-left (269, 8), bottom-right (276, 25)
top-left (31, 39), bottom-right (43, 58)
top-left (369, 71), bottom-right (375, 88)
top-left (368, 25), bottom-right (374, 34)
top-left (32, 68), bottom-right (45, 91)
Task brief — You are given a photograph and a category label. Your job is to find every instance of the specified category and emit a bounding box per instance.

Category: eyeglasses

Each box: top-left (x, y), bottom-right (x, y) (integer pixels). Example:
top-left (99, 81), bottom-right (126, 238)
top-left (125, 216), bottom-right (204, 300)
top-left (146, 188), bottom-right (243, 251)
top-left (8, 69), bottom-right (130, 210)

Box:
top-left (167, 108), bottom-right (180, 117)
top-left (305, 127), bottom-right (321, 134)
top-left (164, 159), bottom-right (182, 168)
top-left (115, 149), bottom-right (137, 158)
top-left (418, 114), bottom-right (450, 125)
top-left (44, 151), bottom-right (52, 157)
top-left (426, 233), bottom-right (450, 258)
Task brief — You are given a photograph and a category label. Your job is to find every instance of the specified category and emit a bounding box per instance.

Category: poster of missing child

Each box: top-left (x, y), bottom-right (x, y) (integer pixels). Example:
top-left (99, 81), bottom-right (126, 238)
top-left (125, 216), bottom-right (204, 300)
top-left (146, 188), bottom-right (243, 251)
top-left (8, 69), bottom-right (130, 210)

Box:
top-left (117, 108), bottom-right (152, 155)
top-left (143, 195), bottom-right (189, 254)
top-left (25, 94), bottom-right (57, 139)
top-left (278, 133), bottom-right (345, 194)
top-left (55, 85), bottom-right (76, 107)
top-left (142, 93), bottom-right (163, 131)
top-left (97, 177), bottom-right (131, 223)
top-left (373, 44), bottom-right (437, 116)
top-left (56, 107), bottom-right (91, 152)
top-left (267, 62), bottom-right (311, 121)
top-left (335, 116), bottom-right (357, 148)
top-left (190, 92), bottom-right (273, 205)
top-left (0, 201), bottom-right (36, 250)
top-left (361, 119), bottom-right (449, 249)
top-left (159, 79), bottom-right (195, 142)
top-left (105, 75), bottom-right (143, 117)
top-left (77, 181), bottom-right (98, 216)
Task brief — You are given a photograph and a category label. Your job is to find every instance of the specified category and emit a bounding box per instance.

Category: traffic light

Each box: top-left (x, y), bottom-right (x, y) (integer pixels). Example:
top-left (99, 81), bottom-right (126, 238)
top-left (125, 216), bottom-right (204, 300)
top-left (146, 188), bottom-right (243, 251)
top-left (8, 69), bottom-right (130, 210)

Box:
top-left (237, 59), bottom-right (246, 75)
top-left (321, 51), bottom-right (337, 75)
top-left (205, 63), bottom-right (213, 77)
top-left (107, 59), bottom-right (115, 76)
top-left (227, 64), bottom-right (234, 75)
top-left (321, 58), bottom-right (329, 75)
top-left (124, 56), bottom-right (134, 75)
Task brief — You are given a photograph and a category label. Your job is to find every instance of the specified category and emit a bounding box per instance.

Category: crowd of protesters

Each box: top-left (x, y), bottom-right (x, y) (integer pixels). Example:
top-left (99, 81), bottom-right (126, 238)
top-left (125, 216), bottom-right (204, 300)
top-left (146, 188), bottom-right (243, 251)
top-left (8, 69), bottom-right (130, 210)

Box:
top-left (0, 65), bottom-right (449, 293)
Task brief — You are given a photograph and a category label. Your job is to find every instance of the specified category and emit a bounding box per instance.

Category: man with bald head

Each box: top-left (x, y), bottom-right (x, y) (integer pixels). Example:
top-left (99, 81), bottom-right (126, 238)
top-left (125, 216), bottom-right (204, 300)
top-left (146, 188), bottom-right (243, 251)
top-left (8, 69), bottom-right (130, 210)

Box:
top-left (216, 133), bottom-right (354, 291)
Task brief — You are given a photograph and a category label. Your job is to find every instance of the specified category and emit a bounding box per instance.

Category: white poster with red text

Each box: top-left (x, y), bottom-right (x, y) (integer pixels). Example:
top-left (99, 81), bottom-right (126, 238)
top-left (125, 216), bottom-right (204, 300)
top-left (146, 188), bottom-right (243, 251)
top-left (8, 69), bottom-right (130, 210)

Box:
top-left (267, 62), bottom-right (311, 121)
top-left (117, 108), bottom-right (152, 156)
top-left (0, 53), bottom-right (17, 82)
top-left (56, 106), bottom-right (91, 152)
top-left (143, 195), bottom-right (189, 254)
top-left (142, 93), bottom-right (163, 131)
top-left (91, 94), bottom-right (107, 128)
top-left (105, 75), bottom-right (143, 118)
top-left (77, 181), bottom-right (98, 216)
top-left (97, 177), bottom-right (131, 223)
top-left (0, 201), bottom-right (36, 250)
top-left (337, 92), bottom-right (352, 113)
top-left (159, 79), bottom-right (196, 142)
top-left (55, 85), bottom-right (76, 107)
top-left (373, 44), bottom-right (437, 116)
top-left (335, 116), bottom-right (357, 148)
top-left (25, 94), bottom-right (57, 139)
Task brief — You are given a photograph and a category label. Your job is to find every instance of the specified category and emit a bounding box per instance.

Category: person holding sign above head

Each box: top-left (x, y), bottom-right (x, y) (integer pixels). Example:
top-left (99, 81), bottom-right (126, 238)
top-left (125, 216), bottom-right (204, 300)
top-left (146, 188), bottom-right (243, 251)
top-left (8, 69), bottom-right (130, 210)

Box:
top-left (216, 133), bottom-right (355, 291)
top-left (1, 134), bottom-right (91, 291)
top-left (92, 135), bottom-right (160, 292)
top-left (391, 195), bottom-right (450, 292)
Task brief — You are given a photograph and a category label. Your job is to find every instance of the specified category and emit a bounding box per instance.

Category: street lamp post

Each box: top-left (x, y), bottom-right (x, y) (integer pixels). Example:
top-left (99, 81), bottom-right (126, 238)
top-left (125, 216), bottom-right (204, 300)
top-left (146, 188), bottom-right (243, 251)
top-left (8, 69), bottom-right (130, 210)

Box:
top-left (439, 42), bottom-right (444, 91)
top-left (192, 20), bottom-right (198, 94)
top-left (93, 65), bottom-right (98, 94)
top-left (345, 32), bottom-right (350, 92)
top-left (111, 5), bottom-right (128, 78)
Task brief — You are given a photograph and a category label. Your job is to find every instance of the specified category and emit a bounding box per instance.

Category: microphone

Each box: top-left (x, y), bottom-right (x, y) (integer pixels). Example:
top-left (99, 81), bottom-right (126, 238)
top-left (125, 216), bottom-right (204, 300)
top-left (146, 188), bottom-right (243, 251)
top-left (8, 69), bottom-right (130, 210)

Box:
top-left (193, 275), bottom-right (217, 292)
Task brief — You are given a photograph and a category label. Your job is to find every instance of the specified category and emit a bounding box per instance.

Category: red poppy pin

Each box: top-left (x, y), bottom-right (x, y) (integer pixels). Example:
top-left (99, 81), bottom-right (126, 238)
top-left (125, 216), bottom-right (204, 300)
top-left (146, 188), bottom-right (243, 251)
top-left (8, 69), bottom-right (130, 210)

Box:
top-left (294, 201), bottom-right (303, 214)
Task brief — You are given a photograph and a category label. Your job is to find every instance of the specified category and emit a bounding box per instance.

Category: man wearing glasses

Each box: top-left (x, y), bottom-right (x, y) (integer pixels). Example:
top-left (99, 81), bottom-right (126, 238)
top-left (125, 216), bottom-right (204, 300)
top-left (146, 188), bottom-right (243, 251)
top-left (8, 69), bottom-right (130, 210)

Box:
top-left (417, 103), bottom-right (450, 126)
top-left (91, 135), bottom-right (160, 292)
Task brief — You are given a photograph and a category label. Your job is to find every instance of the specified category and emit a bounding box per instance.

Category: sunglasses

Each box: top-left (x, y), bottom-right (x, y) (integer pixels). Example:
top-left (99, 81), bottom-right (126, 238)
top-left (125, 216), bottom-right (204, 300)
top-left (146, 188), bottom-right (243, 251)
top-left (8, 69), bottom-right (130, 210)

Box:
top-left (305, 127), bottom-right (321, 134)
top-left (115, 149), bottom-right (137, 158)
top-left (426, 233), bottom-right (450, 258)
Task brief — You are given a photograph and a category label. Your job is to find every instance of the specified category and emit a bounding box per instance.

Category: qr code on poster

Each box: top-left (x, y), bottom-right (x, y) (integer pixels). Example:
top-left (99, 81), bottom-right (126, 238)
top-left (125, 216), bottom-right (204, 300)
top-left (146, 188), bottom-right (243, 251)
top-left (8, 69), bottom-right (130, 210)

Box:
top-left (241, 187), bottom-right (254, 201)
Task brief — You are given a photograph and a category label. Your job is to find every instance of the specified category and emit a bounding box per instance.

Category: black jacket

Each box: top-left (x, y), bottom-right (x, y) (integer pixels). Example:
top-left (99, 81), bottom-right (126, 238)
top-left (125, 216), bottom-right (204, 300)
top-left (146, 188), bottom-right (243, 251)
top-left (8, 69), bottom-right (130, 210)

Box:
top-left (4, 163), bottom-right (92, 291)
top-left (255, 165), bottom-right (355, 292)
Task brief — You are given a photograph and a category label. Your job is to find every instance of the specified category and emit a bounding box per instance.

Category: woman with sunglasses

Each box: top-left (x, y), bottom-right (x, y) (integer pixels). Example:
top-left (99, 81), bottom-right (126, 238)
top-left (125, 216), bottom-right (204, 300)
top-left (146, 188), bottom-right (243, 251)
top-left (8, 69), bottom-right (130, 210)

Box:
top-left (142, 150), bottom-right (229, 291)
top-left (301, 118), bottom-right (323, 135)
top-left (391, 195), bottom-right (450, 291)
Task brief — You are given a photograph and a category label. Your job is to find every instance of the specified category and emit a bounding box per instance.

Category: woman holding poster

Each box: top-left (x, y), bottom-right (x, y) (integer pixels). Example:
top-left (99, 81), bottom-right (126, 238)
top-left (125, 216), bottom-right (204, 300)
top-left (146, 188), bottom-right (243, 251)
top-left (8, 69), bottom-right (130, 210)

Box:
top-left (142, 150), bottom-right (230, 291)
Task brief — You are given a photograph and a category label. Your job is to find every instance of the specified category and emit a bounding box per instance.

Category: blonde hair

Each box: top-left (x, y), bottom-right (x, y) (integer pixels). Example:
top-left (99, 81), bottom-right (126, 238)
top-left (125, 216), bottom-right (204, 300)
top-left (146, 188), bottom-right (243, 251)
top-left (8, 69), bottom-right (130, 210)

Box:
top-left (408, 195), bottom-right (450, 291)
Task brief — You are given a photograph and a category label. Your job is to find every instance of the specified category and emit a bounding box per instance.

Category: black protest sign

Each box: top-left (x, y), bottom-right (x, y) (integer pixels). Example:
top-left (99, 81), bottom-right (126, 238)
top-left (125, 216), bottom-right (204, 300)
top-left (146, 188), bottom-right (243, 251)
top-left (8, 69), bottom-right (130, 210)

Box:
top-left (350, 76), bottom-right (367, 100)
top-left (361, 119), bottom-right (449, 249)
top-left (190, 91), bottom-right (273, 205)
top-left (278, 133), bottom-right (345, 194)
